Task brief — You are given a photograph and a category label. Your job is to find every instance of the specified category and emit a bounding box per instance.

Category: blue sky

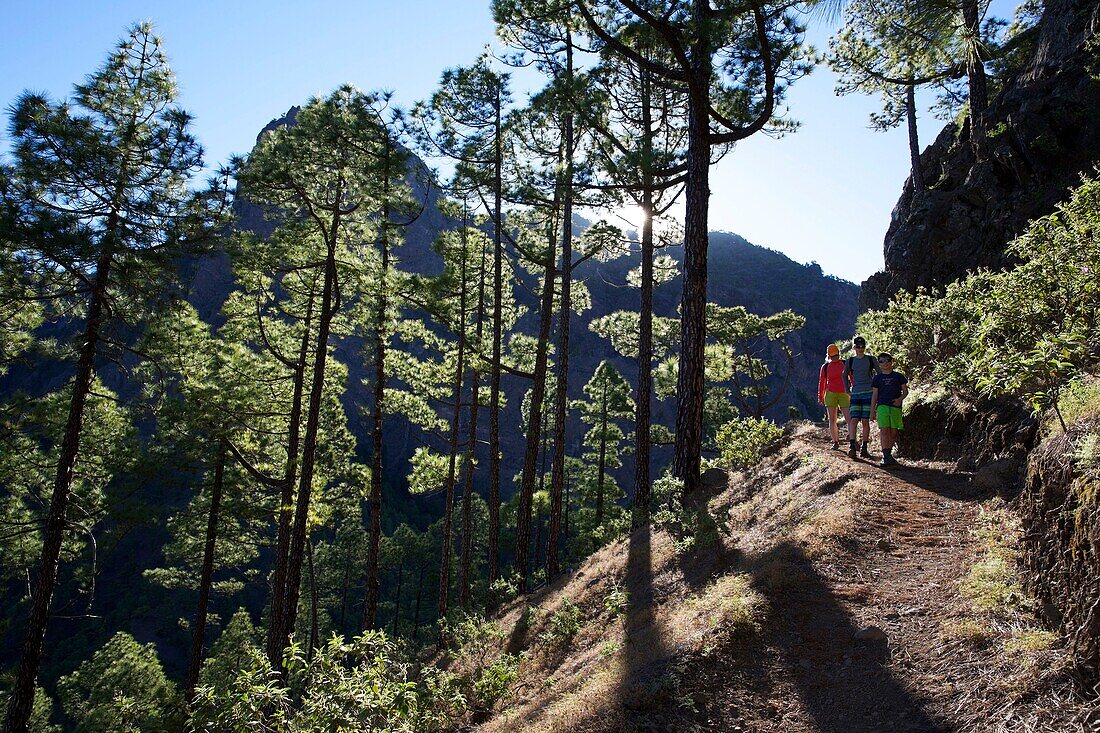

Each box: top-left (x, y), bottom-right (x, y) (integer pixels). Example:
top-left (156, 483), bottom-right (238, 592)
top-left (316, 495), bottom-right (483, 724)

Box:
top-left (0, 0), bottom-right (1017, 285)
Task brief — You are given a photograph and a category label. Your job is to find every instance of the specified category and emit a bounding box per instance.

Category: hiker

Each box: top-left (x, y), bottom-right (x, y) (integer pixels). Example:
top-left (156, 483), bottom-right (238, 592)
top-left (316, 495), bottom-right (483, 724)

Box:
top-left (818, 343), bottom-right (856, 453)
top-left (870, 353), bottom-right (909, 467)
top-left (844, 336), bottom-right (880, 458)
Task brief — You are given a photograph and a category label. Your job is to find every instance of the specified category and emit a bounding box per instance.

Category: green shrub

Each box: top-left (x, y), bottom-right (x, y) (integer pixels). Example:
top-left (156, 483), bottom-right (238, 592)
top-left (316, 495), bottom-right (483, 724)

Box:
top-left (439, 613), bottom-right (522, 713)
top-left (539, 599), bottom-right (583, 647)
top-left (858, 175), bottom-right (1100, 427)
top-left (715, 417), bottom-right (783, 470)
top-left (190, 631), bottom-right (456, 732)
top-left (651, 472), bottom-right (731, 554)
top-left (604, 582), bottom-right (630, 618)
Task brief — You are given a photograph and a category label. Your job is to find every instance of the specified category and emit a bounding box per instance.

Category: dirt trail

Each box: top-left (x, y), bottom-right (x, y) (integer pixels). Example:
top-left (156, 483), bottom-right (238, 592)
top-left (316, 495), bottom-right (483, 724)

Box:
top-left (690, 429), bottom-right (1082, 733)
top-left (479, 425), bottom-right (1093, 733)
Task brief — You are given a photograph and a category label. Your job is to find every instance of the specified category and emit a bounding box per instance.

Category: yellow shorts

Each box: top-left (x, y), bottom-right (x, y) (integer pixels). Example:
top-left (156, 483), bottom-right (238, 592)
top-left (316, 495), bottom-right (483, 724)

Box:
top-left (823, 391), bottom-right (850, 409)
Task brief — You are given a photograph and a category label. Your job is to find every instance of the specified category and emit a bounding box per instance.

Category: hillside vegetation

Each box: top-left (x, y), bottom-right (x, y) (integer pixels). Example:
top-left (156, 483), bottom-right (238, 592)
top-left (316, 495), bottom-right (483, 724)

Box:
top-left (435, 424), bottom-right (1095, 732)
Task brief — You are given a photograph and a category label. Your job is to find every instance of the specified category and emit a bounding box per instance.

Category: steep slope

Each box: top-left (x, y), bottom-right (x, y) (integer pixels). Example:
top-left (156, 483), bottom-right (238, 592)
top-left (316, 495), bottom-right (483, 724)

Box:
top-left (467, 424), bottom-right (1094, 732)
top-left (861, 0), bottom-right (1100, 310)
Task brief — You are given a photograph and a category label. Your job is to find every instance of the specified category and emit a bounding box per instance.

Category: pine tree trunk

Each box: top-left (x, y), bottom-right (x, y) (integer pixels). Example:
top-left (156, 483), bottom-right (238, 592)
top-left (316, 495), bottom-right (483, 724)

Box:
top-left (306, 538), bottom-right (319, 661)
top-left (906, 84), bottom-right (925, 191)
top-left (961, 0), bottom-right (989, 159)
top-left (277, 210), bottom-right (340, 664)
top-left (673, 28), bottom-right (713, 499)
top-left (4, 245), bottom-right (112, 733)
top-left (596, 381), bottom-right (608, 530)
top-left (439, 245), bottom-right (468, 622)
top-left (547, 84), bottom-right (575, 581)
top-left (515, 234), bottom-right (558, 593)
top-left (267, 292), bottom-right (313, 668)
top-left (488, 88), bottom-right (504, 595)
top-left (185, 441), bottom-right (227, 704)
top-left (634, 186), bottom-right (655, 526)
top-left (460, 245), bottom-right (486, 609)
top-left (365, 167), bottom-right (394, 630)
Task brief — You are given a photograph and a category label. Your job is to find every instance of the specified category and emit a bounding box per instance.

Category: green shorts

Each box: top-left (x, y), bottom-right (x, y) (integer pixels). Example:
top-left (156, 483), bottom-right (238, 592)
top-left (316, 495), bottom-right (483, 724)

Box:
top-left (823, 391), bottom-right (850, 409)
top-left (877, 405), bottom-right (903, 430)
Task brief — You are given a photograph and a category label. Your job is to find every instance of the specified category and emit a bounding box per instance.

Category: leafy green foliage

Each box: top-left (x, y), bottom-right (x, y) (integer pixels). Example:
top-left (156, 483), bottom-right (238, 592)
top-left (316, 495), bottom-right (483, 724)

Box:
top-left (538, 599), bottom-right (583, 647)
top-left (191, 631), bottom-right (456, 733)
top-left (58, 632), bottom-right (183, 733)
top-left (859, 176), bottom-right (1100, 427)
top-left (439, 614), bottom-right (521, 712)
top-left (715, 417), bottom-right (783, 471)
top-left (650, 472), bottom-right (731, 555)
top-left (603, 582), bottom-right (630, 619)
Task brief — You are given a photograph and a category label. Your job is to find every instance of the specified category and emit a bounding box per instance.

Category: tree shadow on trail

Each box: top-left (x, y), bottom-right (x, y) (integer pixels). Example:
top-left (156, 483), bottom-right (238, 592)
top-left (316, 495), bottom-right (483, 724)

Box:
top-left (880, 463), bottom-right (988, 502)
top-left (614, 523), bottom-right (676, 726)
top-left (750, 541), bottom-right (949, 733)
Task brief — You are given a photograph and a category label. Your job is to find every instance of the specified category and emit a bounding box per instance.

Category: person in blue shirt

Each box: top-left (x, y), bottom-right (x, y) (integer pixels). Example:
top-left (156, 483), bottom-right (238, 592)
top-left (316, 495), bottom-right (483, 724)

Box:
top-left (869, 353), bottom-right (909, 467)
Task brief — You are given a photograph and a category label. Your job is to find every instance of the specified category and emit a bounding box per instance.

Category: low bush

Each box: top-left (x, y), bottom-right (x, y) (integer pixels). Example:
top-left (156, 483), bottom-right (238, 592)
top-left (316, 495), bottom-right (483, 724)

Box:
top-left (539, 599), bottom-right (582, 647)
top-left (715, 417), bottom-right (783, 471)
top-left (859, 175), bottom-right (1100, 427)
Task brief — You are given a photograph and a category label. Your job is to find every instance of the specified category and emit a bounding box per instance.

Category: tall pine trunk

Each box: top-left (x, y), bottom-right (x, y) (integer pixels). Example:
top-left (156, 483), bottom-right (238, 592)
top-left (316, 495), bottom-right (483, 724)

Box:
top-left (267, 292), bottom-right (313, 667)
top-left (596, 381), bottom-right (608, 529)
top-left (488, 89), bottom-right (504, 594)
top-left (633, 72), bottom-right (655, 527)
top-left (365, 161), bottom-right (395, 630)
top-left (4, 244), bottom-right (113, 733)
top-left (460, 246), bottom-right (487, 609)
top-left (185, 441), bottom-right (227, 704)
top-left (515, 230), bottom-right (558, 592)
top-left (277, 214), bottom-right (339, 664)
top-left (438, 244), bottom-right (468, 622)
top-left (906, 83), bottom-right (925, 191)
top-left (547, 80), bottom-right (575, 581)
top-left (961, 0), bottom-right (989, 159)
top-left (674, 68), bottom-right (712, 498)
top-left (306, 538), bottom-right (319, 661)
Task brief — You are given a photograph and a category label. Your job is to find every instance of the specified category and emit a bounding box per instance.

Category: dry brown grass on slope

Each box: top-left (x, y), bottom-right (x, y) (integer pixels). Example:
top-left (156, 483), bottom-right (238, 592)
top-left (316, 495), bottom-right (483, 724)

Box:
top-left (474, 423), bottom-right (1096, 733)
top-left (476, 423), bottom-right (876, 733)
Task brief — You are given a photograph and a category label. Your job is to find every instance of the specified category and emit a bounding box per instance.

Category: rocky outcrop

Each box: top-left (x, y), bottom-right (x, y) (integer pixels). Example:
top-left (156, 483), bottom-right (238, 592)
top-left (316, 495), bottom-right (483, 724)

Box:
top-left (1020, 422), bottom-right (1100, 682)
top-left (861, 0), bottom-right (1100, 311)
top-left (897, 394), bottom-right (1038, 476)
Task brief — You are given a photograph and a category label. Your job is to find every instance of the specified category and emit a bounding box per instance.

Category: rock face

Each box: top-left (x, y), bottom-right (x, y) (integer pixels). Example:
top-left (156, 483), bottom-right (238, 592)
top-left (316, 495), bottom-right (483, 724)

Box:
top-left (860, 0), bottom-right (1100, 311)
top-left (1021, 424), bottom-right (1100, 682)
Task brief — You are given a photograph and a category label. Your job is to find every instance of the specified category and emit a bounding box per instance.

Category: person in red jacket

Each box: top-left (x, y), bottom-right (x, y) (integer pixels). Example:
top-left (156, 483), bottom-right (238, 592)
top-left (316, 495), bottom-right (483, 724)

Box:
top-left (818, 343), bottom-right (856, 452)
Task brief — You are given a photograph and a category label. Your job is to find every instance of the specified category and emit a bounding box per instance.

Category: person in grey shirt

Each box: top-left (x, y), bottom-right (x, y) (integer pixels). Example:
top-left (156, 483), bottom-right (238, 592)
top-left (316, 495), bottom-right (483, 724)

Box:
top-left (844, 336), bottom-right (880, 458)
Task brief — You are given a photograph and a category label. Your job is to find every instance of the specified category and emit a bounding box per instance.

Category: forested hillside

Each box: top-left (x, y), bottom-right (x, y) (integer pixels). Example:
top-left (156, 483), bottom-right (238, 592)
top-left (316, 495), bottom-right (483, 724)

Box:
top-left (1, 0), bottom-right (1097, 731)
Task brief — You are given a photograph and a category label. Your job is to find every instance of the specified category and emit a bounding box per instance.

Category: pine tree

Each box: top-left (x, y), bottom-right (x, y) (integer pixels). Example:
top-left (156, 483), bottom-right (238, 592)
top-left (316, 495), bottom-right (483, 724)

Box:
top-left (237, 86), bottom-right (394, 664)
top-left (585, 33), bottom-right (689, 524)
top-left (576, 0), bottom-right (813, 496)
top-left (1, 24), bottom-right (225, 730)
top-left (414, 56), bottom-right (514, 592)
top-left (829, 0), bottom-right (960, 190)
top-left (139, 302), bottom-right (278, 702)
top-left (575, 362), bottom-right (634, 533)
top-left (58, 632), bottom-right (183, 733)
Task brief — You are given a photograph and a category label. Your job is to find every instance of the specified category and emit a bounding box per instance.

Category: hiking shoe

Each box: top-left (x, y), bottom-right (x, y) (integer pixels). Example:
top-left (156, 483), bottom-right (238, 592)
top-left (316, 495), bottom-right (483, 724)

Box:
top-left (859, 443), bottom-right (872, 458)
top-left (832, 440), bottom-right (840, 450)
top-left (880, 454), bottom-right (899, 468)
top-left (847, 441), bottom-right (858, 457)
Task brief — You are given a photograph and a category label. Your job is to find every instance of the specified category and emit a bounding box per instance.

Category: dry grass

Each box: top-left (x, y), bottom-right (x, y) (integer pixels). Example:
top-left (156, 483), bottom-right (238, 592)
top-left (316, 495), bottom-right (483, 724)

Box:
top-left (469, 426), bottom-right (1094, 733)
